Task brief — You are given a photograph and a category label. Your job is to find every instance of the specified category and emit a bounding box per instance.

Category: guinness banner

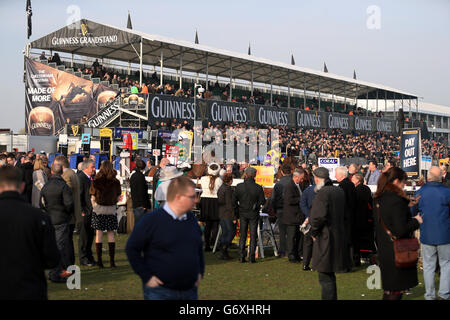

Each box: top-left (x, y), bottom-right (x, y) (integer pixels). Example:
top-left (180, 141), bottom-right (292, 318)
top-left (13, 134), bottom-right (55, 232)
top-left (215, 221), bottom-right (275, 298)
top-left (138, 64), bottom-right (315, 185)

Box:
top-left (144, 94), bottom-right (399, 134)
top-left (25, 56), bottom-right (117, 135)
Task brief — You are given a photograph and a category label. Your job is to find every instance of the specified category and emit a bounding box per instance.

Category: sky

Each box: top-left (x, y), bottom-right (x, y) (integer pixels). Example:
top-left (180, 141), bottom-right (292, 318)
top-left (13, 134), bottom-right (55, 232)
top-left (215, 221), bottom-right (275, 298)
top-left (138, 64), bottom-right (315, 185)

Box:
top-left (0, 0), bottom-right (449, 132)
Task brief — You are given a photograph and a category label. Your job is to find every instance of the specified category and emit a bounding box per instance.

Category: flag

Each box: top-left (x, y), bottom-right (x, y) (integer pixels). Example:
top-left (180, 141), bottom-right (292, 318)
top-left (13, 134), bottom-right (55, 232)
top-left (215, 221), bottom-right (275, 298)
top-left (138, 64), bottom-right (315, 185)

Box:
top-left (248, 42), bottom-right (251, 55)
top-left (127, 11), bottom-right (132, 29)
top-left (26, 0), bottom-right (32, 39)
top-left (353, 70), bottom-right (357, 80)
top-left (195, 30), bottom-right (199, 44)
top-left (324, 62), bottom-right (328, 73)
top-left (291, 54), bottom-right (295, 65)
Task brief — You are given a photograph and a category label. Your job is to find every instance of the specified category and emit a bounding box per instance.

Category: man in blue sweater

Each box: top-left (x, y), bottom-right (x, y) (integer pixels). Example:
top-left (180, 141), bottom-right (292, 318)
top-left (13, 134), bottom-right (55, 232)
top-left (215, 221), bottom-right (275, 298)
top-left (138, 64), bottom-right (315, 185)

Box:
top-left (412, 166), bottom-right (450, 300)
top-left (300, 181), bottom-right (316, 271)
top-left (126, 176), bottom-right (205, 300)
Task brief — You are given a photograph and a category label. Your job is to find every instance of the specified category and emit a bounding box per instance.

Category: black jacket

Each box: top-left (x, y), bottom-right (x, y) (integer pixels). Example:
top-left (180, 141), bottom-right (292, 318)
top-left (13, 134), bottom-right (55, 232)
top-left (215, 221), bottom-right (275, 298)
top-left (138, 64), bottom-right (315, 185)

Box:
top-left (281, 179), bottom-right (305, 226)
top-left (130, 170), bottom-right (151, 209)
top-left (77, 171), bottom-right (93, 216)
top-left (374, 190), bottom-right (420, 291)
top-left (354, 183), bottom-right (373, 237)
top-left (0, 191), bottom-right (60, 300)
top-left (338, 177), bottom-right (357, 243)
top-left (20, 162), bottom-right (34, 203)
top-left (310, 180), bottom-right (351, 273)
top-left (271, 175), bottom-right (292, 214)
top-left (40, 175), bottom-right (74, 225)
top-left (217, 184), bottom-right (236, 220)
top-left (232, 178), bottom-right (265, 219)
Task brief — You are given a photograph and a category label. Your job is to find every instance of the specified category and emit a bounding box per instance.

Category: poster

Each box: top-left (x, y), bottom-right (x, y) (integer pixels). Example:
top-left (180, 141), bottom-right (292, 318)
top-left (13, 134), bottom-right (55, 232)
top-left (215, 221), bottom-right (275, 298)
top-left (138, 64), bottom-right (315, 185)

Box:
top-left (252, 166), bottom-right (275, 187)
top-left (165, 144), bottom-right (179, 165)
top-left (25, 56), bottom-right (117, 135)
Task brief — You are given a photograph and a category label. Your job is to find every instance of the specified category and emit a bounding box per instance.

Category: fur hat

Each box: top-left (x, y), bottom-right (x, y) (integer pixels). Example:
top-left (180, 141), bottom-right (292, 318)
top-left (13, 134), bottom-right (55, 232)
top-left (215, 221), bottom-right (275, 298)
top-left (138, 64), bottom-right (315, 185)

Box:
top-left (207, 163), bottom-right (220, 176)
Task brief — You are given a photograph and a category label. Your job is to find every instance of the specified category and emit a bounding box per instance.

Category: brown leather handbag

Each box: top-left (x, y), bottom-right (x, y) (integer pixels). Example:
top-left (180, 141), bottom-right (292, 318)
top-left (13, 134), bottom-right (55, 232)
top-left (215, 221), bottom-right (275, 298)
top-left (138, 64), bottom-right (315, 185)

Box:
top-left (375, 202), bottom-right (420, 268)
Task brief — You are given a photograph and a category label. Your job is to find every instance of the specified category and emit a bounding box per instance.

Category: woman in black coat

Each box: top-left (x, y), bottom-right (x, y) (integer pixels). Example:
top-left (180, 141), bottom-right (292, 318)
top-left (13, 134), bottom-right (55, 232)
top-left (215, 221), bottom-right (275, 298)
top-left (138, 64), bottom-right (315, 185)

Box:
top-left (217, 173), bottom-right (237, 260)
top-left (373, 167), bottom-right (423, 300)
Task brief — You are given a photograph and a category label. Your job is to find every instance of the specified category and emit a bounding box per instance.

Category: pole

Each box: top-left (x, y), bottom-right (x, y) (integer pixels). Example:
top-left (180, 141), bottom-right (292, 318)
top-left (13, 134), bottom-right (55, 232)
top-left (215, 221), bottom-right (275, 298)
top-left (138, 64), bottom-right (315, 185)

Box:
top-left (205, 53), bottom-right (209, 91)
top-left (288, 71), bottom-right (290, 108)
top-left (376, 90), bottom-right (379, 114)
top-left (139, 38), bottom-right (143, 87)
top-left (318, 77), bottom-right (321, 111)
top-left (332, 84), bottom-right (335, 112)
top-left (160, 49), bottom-right (163, 87)
top-left (229, 57), bottom-right (232, 102)
top-left (344, 83), bottom-right (347, 112)
top-left (71, 53), bottom-right (74, 68)
top-left (303, 76), bottom-right (306, 109)
top-left (179, 49), bottom-right (183, 90)
top-left (270, 66), bottom-right (273, 106)
top-left (385, 91), bottom-right (387, 114)
top-left (393, 93), bottom-right (396, 120)
top-left (251, 62), bottom-right (254, 97)
top-left (366, 91), bottom-right (369, 117)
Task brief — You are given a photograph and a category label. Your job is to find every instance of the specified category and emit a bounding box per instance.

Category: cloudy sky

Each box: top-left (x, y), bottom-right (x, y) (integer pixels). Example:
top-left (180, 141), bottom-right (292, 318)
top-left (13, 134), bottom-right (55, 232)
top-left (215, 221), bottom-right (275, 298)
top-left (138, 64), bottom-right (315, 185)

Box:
top-left (0, 0), bottom-right (449, 132)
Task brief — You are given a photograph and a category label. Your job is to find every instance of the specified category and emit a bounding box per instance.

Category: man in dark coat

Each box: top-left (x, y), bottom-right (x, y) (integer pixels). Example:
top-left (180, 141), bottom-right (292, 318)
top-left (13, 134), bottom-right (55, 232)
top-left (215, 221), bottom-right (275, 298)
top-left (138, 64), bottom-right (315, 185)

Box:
top-left (310, 167), bottom-right (350, 300)
top-left (281, 170), bottom-right (305, 263)
top-left (270, 165), bottom-right (292, 257)
top-left (130, 159), bottom-right (151, 226)
top-left (40, 162), bottom-right (74, 283)
top-left (335, 166), bottom-right (357, 270)
top-left (0, 166), bottom-right (60, 300)
top-left (351, 173), bottom-right (374, 265)
top-left (232, 167), bottom-right (266, 263)
top-left (300, 182), bottom-right (316, 271)
top-left (20, 155), bottom-right (34, 203)
top-left (77, 159), bottom-right (96, 266)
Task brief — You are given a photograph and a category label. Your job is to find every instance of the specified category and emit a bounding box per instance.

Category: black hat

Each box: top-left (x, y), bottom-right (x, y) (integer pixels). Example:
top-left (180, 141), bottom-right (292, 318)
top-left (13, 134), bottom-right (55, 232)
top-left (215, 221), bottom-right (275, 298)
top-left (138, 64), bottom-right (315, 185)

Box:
top-left (313, 167), bottom-right (329, 179)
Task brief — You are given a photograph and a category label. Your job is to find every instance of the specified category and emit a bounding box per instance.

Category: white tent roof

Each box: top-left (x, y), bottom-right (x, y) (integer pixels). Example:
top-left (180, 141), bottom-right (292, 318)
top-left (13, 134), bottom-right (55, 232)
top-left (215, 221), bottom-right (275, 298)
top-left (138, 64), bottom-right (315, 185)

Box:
top-left (30, 19), bottom-right (418, 101)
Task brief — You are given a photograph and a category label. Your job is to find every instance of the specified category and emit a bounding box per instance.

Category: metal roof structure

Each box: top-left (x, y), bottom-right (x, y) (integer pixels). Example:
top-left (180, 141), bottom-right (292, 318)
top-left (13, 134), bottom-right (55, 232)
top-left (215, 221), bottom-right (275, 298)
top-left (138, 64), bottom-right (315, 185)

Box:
top-left (29, 19), bottom-right (418, 102)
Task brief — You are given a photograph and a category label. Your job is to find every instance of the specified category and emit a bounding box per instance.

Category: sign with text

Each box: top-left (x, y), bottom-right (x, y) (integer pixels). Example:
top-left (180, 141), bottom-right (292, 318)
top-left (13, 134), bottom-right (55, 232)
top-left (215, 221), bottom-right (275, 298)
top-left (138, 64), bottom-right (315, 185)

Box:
top-left (421, 156), bottom-right (432, 171)
top-left (318, 158), bottom-right (340, 181)
top-left (252, 166), bottom-right (275, 187)
top-left (165, 144), bottom-right (179, 165)
top-left (81, 133), bottom-right (91, 145)
top-left (400, 128), bottom-right (421, 179)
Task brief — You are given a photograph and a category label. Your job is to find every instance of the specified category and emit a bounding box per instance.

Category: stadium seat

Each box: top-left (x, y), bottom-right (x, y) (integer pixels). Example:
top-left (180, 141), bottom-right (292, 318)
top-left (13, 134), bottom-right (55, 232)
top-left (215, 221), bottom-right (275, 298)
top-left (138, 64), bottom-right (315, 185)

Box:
top-left (101, 81), bottom-right (110, 86)
top-left (74, 72), bottom-right (82, 77)
top-left (48, 62), bottom-right (57, 68)
top-left (57, 65), bottom-right (65, 71)
top-left (92, 78), bottom-right (101, 84)
top-left (82, 75), bottom-right (92, 80)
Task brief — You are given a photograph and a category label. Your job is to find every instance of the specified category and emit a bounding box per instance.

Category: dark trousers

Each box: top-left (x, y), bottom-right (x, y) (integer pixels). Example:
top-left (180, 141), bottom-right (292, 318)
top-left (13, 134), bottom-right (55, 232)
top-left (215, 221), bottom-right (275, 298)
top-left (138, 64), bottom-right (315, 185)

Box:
top-left (219, 219), bottom-right (236, 246)
top-left (239, 215), bottom-right (259, 259)
top-left (48, 223), bottom-right (70, 281)
top-left (318, 272), bottom-right (337, 300)
top-left (204, 220), bottom-right (219, 249)
top-left (286, 225), bottom-right (302, 260)
top-left (277, 214), bottom-right (287, 255)
top-left (303, 232), bottom-right (314, 267)
top-left (68, 224), bottom-right (76, 266)
top-left (78, 213), bottom-right (95, 264)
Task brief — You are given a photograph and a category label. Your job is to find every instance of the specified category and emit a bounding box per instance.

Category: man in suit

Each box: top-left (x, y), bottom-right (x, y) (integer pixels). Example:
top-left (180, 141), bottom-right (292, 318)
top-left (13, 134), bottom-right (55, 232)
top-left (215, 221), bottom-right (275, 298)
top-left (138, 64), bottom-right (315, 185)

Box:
top-left (282, 169), bottom-right (305, 263)
top-left (130, 159), bottom-right (151, 226)
top-left (232, 167), bottom-right (266, 263)
top-left (0, 165), bottom-right (60, 299)
top-left (77, 159), bottom-right (96, 266)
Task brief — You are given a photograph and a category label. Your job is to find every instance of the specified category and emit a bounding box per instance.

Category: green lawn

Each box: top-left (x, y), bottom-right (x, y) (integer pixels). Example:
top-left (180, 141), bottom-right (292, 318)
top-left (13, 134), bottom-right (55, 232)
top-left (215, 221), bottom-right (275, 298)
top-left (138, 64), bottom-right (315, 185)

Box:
top-left (48, 233), bottom-right (431, 300)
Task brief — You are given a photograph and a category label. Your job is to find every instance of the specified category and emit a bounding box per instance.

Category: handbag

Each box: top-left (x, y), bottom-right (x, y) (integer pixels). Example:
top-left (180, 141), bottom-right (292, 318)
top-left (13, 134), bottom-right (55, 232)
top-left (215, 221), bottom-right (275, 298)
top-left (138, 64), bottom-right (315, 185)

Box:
top-left (375, 202), bottom-right (420, 268)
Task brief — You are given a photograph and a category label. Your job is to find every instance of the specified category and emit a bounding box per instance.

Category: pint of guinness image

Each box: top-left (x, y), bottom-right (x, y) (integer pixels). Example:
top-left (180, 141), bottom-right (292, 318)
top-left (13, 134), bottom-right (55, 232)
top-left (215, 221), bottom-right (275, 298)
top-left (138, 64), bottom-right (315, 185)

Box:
top-left (28, 106), bottom-right (55, 136)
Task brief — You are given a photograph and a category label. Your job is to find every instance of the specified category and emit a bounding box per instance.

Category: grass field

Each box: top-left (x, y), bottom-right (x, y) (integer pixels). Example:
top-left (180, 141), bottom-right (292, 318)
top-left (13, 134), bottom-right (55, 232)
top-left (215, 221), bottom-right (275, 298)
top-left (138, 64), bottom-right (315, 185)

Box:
top-left (48, 233), bottom-right (432, 300)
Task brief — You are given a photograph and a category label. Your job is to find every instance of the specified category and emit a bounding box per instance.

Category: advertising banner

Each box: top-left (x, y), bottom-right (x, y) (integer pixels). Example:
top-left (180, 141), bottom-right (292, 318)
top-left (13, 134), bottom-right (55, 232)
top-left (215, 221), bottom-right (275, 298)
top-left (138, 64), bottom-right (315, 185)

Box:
top-left (25, 56), bottom-right (117, 135)
top-left (252, 166), bottom-right (275, 187)
top-left (318, 158), bottom-right (340, 180)
top-left (400, 128), bottom-right (421, 179)
top-left (165, 144), bottom-right (179, 165)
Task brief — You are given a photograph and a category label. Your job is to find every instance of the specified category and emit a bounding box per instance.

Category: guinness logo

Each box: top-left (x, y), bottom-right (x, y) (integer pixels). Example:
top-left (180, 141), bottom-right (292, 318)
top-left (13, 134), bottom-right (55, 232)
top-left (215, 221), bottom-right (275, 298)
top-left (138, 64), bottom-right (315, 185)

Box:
top-left (72, 125), bottom-right (79, 136)
top-left (81, 23), bottom-right (89, 36)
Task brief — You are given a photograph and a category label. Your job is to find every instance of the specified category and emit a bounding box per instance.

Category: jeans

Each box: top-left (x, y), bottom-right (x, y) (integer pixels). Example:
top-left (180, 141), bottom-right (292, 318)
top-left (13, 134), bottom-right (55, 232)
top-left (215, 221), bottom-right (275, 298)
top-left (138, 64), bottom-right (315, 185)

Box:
top-left (220, 219), bottom-right (236, 246)
top-left (133, 208), bottom-right (148, 227)
top-left (422, 243), bottom-right (450, 300)
top-left (143, 285), bottom-right (198, 300)
top-left (48, 223), bottom-right (70, 281)
top-left (318, 272), bottom-right (337, 300)
top-left (239, 216), bottom-right (259, 259)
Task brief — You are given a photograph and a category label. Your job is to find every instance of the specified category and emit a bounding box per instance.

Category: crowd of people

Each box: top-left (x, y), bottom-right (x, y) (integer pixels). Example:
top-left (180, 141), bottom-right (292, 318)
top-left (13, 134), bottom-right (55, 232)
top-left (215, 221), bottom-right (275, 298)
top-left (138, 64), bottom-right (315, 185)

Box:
top-left (0, 147), bottom-right (449, 301)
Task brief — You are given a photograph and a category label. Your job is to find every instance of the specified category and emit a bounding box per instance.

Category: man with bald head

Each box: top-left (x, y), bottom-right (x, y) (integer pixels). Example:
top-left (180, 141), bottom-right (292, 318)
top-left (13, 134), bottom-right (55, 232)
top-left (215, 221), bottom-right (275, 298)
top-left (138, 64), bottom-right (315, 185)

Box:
top-left (412, 166), bottom-right (450, 300)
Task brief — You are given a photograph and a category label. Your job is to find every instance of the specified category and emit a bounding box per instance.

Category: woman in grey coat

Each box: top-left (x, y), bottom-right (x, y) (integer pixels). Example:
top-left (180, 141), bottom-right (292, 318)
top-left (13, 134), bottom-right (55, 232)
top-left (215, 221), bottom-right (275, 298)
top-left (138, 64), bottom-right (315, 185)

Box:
top-left (32, 159), bottom-right (48, 208)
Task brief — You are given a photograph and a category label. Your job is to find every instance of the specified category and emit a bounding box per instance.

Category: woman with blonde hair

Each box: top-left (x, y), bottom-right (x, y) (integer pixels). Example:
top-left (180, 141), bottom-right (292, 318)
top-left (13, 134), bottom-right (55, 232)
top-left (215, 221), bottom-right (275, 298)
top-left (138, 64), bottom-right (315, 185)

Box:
top-left (199, 163), bottom-right (223, 251)
top-left (31, 158), bottom-right (48, 208)
top-left (89, 160), bottom-right (122, 268)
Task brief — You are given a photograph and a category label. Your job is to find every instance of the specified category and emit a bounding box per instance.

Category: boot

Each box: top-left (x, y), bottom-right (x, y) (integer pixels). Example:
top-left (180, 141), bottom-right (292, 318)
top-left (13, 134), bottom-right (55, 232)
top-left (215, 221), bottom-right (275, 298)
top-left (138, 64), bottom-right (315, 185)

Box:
top-left (95, 243), bottom-right (104, 268)
top-left (223, 244), bottom-right (232, 260)
top-left (382, 292), bottom-right (403, 300)
top-left (108, 242), bottom-right (116, 268)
